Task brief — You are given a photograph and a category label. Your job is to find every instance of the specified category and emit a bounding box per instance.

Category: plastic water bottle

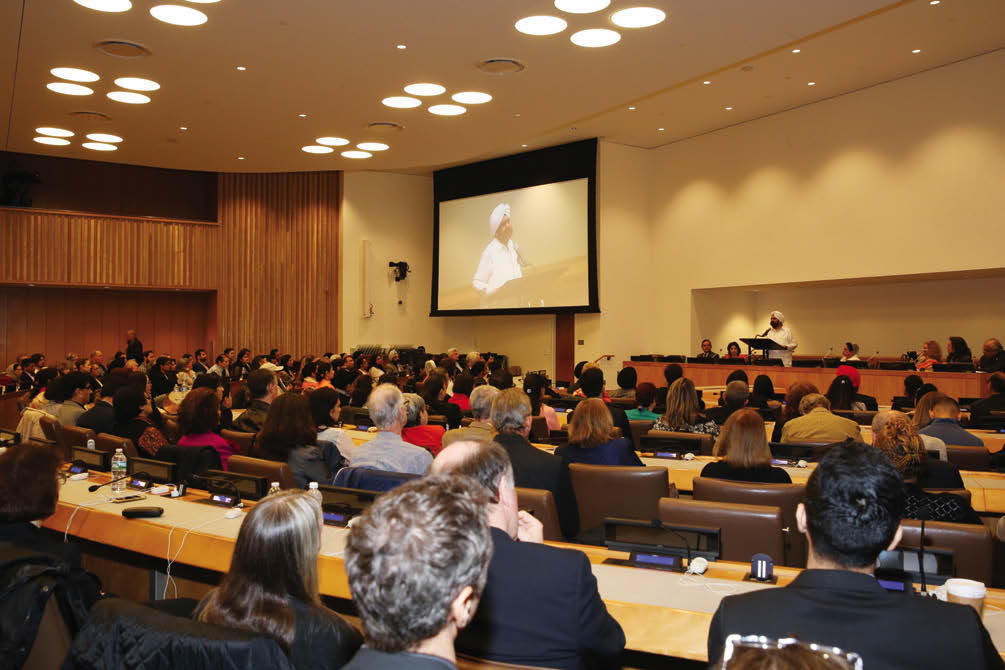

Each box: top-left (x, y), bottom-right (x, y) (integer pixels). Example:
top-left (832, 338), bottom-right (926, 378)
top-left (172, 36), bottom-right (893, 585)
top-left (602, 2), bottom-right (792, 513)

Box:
top-left (267, 481), bottom-right (281, 497)
top-left (86, 438), bottom-right (96, 451)
top-left (110, 449), bottom-right (127, 493)
top-left (307, 482), bottom-right (323, 506)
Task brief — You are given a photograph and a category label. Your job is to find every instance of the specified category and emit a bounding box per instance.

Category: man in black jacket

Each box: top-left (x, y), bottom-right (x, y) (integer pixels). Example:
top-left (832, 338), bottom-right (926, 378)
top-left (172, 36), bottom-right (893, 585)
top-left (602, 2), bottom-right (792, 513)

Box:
top-left (979, 338), bottom-right (1005, 373)
top-left (432, 440), bottom-right (625, 669)
top-left (125, 330), bottom-right (143, 364)
top-left (490, 388), bottom-right (579, 540)
top-left (76, 377), bottom-right (121, 435)
top-left (971, 372), bottom-right (1005, 425)
top-left (578, 368), bottom-right (633, 444)
top-left (707, 443), bottom-right (1002, 670)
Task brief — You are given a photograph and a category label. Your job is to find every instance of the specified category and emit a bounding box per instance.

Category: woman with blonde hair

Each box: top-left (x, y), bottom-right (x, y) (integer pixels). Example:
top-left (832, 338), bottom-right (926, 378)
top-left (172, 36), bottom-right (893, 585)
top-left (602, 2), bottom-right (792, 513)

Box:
top-left (701, 409), bottom-right (791, 483)
top-left (196, 490), bottom-right (362, 668)
top-left (556, 398), bottom-right (642, 467)
top-left (912, 389), bottom-right (940, 430)
top-left (653, 378), bottom-right (719, 437)
top-left (916, 340), bottom-right (942, 371)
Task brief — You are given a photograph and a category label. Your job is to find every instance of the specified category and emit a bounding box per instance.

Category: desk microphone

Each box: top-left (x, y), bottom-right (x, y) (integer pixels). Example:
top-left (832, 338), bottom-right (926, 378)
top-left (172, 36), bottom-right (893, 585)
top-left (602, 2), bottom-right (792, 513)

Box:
top-left (89, 471), bottom-right (150, 493)
top-left (751, 553), bottom-right (774, 581)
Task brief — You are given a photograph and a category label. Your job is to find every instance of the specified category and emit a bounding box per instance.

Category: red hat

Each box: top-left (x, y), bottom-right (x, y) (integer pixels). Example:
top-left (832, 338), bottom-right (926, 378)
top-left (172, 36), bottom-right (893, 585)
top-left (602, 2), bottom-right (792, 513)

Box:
top-left (835, 364), bottom-right (861, 389)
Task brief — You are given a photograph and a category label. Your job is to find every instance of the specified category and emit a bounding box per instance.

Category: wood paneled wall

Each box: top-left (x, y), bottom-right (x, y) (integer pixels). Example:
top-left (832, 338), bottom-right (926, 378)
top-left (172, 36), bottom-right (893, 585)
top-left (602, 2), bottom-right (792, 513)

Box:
top-left (0, 170), bottom-right (340, 360)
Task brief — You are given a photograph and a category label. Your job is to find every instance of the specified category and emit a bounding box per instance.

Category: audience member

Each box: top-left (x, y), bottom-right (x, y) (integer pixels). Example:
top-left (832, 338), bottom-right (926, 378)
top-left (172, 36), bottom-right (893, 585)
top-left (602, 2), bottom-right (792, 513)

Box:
top-left (918, 394), bottom-right (984, 446)
top-left (431, 441), bottom-right (625, 668)
top-left (402, 393), bottom-right (446, 456)
top-left (725, 369), bottom-right (749, 385)
top-left (911, 385), bottom-right (940, 430)
top-left (523, 372), bottom-right (560, 432)
top-left (833, 364), bottom-right (878, 411)
top-left (658, 363), bottom-right (684, 401)
top-left (978, 338), bottom-right (1005, 373)
top-left (177, 388), bottom-right (238, 469)
top-left (443, 385), bottom-right (498, 448)
top-left (192, 348), bottom-right (209, 374)
top-left (349, 384), bottom-right (432, 475)
top-left (207, 354), bottom-right (230, 380)
top-left (76, 376), bottom-right (121, 434)
top-left (654, 378), bottom-right (720, 437)
top-left (148, 356), bottom-right (175, 397)
top-left (780, 394), bottom-right (861, 444)
top-left (916, 339), bottom-right (942, 370)
top-left (746, 375), bottom-right (778, 410)
top-left (702, 409), bottom-right (791, 484)
top-left (192, 372), bottom-right (233, 430)
top-left (970, 372), bottom-right (1005, 424)
top-left (342, 476), bottom-right (492, 669)
top-left (175, 357), bottom-right (196, 389)
top-left (824, 375), bottom-right (863, 412)
top-left (626, 382), bottom-right (660, 422)
top-left (309, 387), bottom-right (356, 460)
top-left (579, 367), bottom-right (633, 441)
top-left (707, 443), bottom-right (1001, 670)
top-left (488, 368), bottom-right (514, 391)
top-left (946, 336), bottom-right (974, 364)
top-left (872, 410), bottom-right (948, 465)
top-left (233, 369), bottom-right (278, 433)
top-left (892, 374), bottom-right (925, 411)
top-left (557, 398), bottom-right (643, 467)
top-left (112, 386), bottom-right (168, 457)
top-left (232, 348), bottom-right (252, 380)
top-left (448, 373), bottom-right (474, 411)
top-left (260, 393), bottom-right (344, 487)
top-left (610, 366), bottom-right (637, 400)
top-left (54, 372), bottom-right (92, 426)
top-left (420, 373), bottom-right (462, 429)
top-left (491, 388), bottom-right (578, 540)
top-left (706, 380), bottom-right (750, 425)
top-left (196, 490), bottom-right (361, 669)
top-left (349, 375), bottom-right (373, 408)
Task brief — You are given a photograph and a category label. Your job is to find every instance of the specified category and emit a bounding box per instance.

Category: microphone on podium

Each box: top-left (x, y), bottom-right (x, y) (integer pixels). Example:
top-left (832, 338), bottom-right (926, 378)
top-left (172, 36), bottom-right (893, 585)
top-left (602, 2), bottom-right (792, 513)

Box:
top-left (759, 327), bottom-right (771, 337)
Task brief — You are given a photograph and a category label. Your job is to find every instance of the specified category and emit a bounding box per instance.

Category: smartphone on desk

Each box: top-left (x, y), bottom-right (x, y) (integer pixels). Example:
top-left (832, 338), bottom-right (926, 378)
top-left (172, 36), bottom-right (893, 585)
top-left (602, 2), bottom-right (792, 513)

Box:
top-left (111, 494), bottom-right (146, 504)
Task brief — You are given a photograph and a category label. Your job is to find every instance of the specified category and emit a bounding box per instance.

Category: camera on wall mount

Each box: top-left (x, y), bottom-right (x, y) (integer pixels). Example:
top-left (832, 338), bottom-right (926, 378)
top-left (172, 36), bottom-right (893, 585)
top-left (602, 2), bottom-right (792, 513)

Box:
top-left (389, 261), bottom-right (410, 282)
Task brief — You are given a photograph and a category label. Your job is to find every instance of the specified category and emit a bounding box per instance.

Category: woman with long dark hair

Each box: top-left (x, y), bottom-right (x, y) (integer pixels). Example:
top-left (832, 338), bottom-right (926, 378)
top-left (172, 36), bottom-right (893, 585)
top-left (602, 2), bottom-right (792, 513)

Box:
top-left (523, 372), bottom-right (560, 431)
top-left (259, 393), bottom-right (344, 488)
top-left (946, 336), bottom-right (973, 364)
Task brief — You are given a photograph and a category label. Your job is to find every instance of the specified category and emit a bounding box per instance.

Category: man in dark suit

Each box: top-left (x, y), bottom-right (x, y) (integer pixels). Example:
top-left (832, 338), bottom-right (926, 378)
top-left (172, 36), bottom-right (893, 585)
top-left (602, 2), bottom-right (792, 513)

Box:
top-left (125, 329), bottom-right (143, 364)
top-left (432, 440), bottom-right (625, 669)
top-left (708, 443), bottom-right (1002, 670)
top-left (705, 380), bottom-right (749, 425)
top-left (192, 348), bottom-right (210, 374)
top-left (490, 388), bottom-right (579, 540)
top-left (578, 368), bottom-right (633, 444)
top-left (148, 357), bottom-right (175, 398)
top-left (979, 338), bottom-right (1005, 373)
top-left (970, 372), bottom-right (1005, 426)
top-left (76, 377), bottom-right (121, 435)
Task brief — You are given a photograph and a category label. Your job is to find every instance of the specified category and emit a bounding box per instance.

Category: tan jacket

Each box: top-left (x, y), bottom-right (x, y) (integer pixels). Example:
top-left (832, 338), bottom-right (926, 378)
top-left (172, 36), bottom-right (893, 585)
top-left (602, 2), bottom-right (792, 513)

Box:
top-left (781, 407), bottom-right (862, 444)
top-left (442, 421), bottom-right (496, 448)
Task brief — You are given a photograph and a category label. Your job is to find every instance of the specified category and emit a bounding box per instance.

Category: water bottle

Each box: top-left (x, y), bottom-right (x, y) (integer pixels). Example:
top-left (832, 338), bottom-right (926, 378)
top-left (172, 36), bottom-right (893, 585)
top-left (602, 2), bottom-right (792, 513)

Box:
top-left (307, 481), bottom-right (323, 506)
top-left (267, 481), bottom-right (281, 497)
top-left (110, 449), bottom-right (127, 493)
top-left (86, 438), bottom-right (96, 451)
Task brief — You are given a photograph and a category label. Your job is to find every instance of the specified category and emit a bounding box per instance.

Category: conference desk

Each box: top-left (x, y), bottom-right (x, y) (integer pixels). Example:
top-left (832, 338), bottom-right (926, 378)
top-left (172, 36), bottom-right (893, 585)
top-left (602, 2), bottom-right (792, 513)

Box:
top-left (627, 361), bottom-right (992, 403)
top-left (43, 476), bottom-right (1005, 663)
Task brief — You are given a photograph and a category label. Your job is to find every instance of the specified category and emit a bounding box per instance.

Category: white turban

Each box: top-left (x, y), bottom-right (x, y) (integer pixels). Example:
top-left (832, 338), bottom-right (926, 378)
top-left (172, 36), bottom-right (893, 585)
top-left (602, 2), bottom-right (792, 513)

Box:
top-left (489, 203), bottom-right (510, 235)
top-left (770, 310), bottom-right (785, 324)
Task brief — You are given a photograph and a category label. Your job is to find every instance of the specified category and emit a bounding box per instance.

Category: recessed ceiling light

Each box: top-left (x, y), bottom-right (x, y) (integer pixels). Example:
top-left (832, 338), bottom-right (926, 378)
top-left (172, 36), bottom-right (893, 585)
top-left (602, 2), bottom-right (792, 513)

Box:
top-left (929, 0), bottom-right (939, 4)
top-left (34, 136), bottom-right (71, 146)
top-left (179, 126), bottom-right (188, 130)
top-left (428, 104), bottom-right (466, 116)
top-left (50, 67), bottom-right (99, 83)
top-left (86, 133), bottom-right (123, 143)
top-left (570, 28), bottom-right (621, 47)
top-left (82, 141), bottom-right (117, 151)
top-left (515, 16), bottom-right (568, 35)
top-left (114, 77), bottom-right (160, 91)
top-left (628, 106), bottom-right (636, 110)
top-left (298, 113), bottom-right (307, 118)
top-left (341, 150), bottom-right (372, 159)
top-left (316, 136), bottom-right (350, 146)
top-left (725, 106), bottom-right (733, 110)
top-left (404, 83), bottom-right (446, 96)
top-left (451, 91), bottom-right (492, 104)
top-left (521, 144), bottom-right (528, 147)
top-left (610, 7), bottom-right (667, 28)
top-left (107, 90), bottom-right (150, 104)
top-left (554, 0), bottom-right (610, 13)
top-left (150, 4), bottom-right (208, 25)
top-left (807, 81), bottom-right (816, 86)
top-left (396, 44), bottom-right (407, 49)
top-left (382, 96), bottom-right (421, 108)
top-left (73, 0), bottom-right (131, 11)
top-left (703, 80), bottom-right (711, 85)
top-left (184, 0), bottom-right (220, 3)
top-left (236, 66), bottom-right (247, 71)
top-left (658, 127), bottom-right (664, 131)
top-left (237, 156), bottom-right (245, 160)
top-left (791, 48), bottom-right (801, 53)
top-left (912, 48), bottom-right (922, 53)
top-left (357, 142), bottom-right (389, 151)
top-left (47, 82), bottom-right (93, 96)
top-left (302, 145), bottom-right (334, 154)
top-left (36, 127), bottom-right (74, 137)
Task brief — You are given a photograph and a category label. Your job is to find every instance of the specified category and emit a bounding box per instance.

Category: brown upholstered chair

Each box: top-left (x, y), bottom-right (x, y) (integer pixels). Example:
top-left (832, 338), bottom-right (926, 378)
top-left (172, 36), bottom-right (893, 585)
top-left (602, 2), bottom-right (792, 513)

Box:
top-left (693, 477), bottom-right (807, 567)
top-left (227, 454), bottom-right (298, 490)
top-left (529, 416), bottom-right (549, 441)
top-left (61, 425), bottom-right (96, 451)
top-left (515, 487), bottom-right (563, 542)
top-left (95, 432), bottom-right (139, 458)
top-left (945, 445), bottom-right (992, 471)
top-left (639, 430), bottom-right (714, 456)
top-left (220, 429), bottom-right (256, 456)
top-left (658, 497), bottom-right (784, 563)
top-left (900, 518), bottom-right (993, 585)
top-left (922, 488), bottom-right (973, 504)
top-left (427, 414), bottom-right (448, 428)
top-left (568, 463), bottom-right (676, 534)
top-left (832, 409), bottom-right (878, 426)
top-left (628, 420), bottom-right (654, 451)
top-left (38, 415), bottom-right (70, 459)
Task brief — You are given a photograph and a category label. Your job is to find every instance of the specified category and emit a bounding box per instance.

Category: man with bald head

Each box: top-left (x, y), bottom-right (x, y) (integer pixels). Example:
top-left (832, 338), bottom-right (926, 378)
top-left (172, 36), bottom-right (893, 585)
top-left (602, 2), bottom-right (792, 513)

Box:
top-left (764, 310), bottom-right (798, 367)
top-left (431, 440), bottom-right (624, 669)
top-left (979, 338), bottom-right (1005, 373)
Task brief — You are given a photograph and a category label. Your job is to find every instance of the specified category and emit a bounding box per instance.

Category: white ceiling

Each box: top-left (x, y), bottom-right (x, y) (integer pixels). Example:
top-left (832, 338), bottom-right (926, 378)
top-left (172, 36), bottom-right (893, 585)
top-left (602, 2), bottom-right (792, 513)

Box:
top-left (2, 0), bottom-right (1003, 174)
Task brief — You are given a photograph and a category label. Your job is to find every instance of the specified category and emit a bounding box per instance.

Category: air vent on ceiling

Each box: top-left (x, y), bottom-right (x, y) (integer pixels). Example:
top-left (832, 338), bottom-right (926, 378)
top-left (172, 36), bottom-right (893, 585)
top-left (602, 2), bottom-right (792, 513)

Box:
top-left (365, 122), bottom-right (403, 134)
top-left (95, 39), bottom-right (151, 59)
top-left (69, 110), bottom-right (111, 122)
top-left (477, 58), bottom-right (526, 75)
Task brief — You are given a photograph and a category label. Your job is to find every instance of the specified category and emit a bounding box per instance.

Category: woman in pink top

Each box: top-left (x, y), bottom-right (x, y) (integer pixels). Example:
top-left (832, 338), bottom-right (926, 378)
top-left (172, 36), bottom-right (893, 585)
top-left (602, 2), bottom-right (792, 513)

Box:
top-left (448, 373), bottom-right (474, 412)
top-left (177, 388), bottom-right (238, 469)
top-left (524, 372), bottom-right (560, 431)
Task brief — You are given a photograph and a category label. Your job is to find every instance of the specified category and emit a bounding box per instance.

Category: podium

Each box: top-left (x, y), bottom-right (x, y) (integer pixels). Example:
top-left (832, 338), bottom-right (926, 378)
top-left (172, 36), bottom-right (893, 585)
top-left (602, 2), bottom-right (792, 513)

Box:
top-left (740, 337), bottom-right (788, 363)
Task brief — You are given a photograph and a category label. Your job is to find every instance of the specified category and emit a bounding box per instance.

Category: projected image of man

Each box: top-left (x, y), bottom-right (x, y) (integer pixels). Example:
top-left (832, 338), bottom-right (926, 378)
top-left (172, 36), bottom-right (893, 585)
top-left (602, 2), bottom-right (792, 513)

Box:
top-left (472, 203), bottom-right (523, 296)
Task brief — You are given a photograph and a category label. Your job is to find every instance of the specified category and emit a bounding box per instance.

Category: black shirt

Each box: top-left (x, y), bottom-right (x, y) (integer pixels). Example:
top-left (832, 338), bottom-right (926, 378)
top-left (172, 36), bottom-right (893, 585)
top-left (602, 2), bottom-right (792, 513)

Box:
top-left (700, 460), bottom-right (792, 484)
top-left (493, 433), bottom-right (579, 540)
top-left (0, 522), bottom-right (82, 568)
top-left (343, 649), bottom-right (455, 670)
top-left (979, 351), bottom-right (1005, 373)
top-left (76, 400), bottom-right (115, 435)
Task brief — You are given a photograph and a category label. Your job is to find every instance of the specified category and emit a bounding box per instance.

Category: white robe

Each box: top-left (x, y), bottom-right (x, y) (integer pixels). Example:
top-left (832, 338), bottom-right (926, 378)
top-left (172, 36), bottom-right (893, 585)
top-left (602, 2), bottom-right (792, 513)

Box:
top-left (472, 238), bottom-right (522, 294)
top-left (766, 326), bottom-right (798, 366)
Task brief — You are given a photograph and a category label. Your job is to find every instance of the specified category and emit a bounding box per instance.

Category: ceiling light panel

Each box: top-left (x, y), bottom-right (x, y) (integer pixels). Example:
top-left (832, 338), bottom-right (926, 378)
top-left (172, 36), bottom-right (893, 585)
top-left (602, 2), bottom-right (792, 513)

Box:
top-left (316, 136), bottom-right (350, 146)
top-left (34, 136), bottom-right (71, 146)
top-left (47, 82), bottom-right (93, 95)
top-left (74, 0), bottom-right (131, 11)
top-left (82, 142), bottom-right (118, 151)
top-left (428, 104), bottom-right (466, 116)
top-left (515, 16), bottom-right (568, 35)
top-left (404, 83), bottom-right (445, 96)
top-left (341, 150), bottom-right (372, 159)
top-left (51, 67), bottom-right (99, 82)
top-left (382, 96), bottom-right (421, 108)
top-left (302, 145), bottom-right (334, 154)
top-left (86, 133), bottom-right (123, 142)
top-left (149, 5), bottom-right (208, 26)
top-left (114, 77), bottom-right (160, 91)
top-left (554, 0), bottom-right (610, 13)
top-left (357, 142), bottom-right (389, 151)
top-left (610, 7), bottom-right (666, 28)
top-left (107, 91), bottom-right (151, 103)
top-left (570, 29), bottom-right (621, 47)
top-left (36, 127), bottom-right (74, 137)
top-left (451, 91), bottom-right (492, 104)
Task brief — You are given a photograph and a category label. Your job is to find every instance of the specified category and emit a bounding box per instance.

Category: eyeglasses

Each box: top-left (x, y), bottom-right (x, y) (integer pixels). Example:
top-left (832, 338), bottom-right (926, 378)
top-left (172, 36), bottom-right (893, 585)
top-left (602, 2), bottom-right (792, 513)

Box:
top-left (721, 634), bottom-right (863, 670)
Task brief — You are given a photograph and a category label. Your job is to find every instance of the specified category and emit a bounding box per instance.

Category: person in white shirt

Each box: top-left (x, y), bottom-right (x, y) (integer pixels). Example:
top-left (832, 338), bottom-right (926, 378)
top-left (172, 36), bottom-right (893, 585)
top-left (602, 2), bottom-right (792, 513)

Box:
top-left (765, 310), bottom-right (798, 367)
top-left (472, 203), bottom-right (523, 299)
top-left (840, 342), bottom-right (861, 362)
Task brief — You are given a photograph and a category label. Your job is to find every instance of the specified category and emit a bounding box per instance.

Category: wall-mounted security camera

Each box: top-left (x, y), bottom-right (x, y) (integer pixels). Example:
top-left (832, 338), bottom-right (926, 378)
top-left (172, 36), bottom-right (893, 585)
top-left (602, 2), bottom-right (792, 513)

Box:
top-left (389, 261), bottom-right (410, 282)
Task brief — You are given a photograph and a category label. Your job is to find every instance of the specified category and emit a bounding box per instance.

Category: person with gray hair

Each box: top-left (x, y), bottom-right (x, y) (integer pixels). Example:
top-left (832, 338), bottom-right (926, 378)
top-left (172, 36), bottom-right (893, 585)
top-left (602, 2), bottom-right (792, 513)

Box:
top-left (402, 393), bottom-right (446, 455)
top-left (343, 476), bottom-right (493, 669)
top-left (348, 384), bottom-right (432, 475)
top-left (442, 385), bottom-right (499, 448)
top-left (872, 410), bottom-right (947, 462)
top-left (465, 351), bottom-right (481, 369)
top-left (780, 393), bottom-right (862, 444)
top-left (431, 440), bottom-right (625, 668)
top-left (707, 380), bottom-right (751, 425)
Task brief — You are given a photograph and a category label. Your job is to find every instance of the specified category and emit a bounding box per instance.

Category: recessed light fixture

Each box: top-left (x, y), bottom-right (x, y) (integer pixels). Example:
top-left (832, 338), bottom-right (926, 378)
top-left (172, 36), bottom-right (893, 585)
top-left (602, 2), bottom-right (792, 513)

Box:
top-left (184, 0), bottom-right (220, 3)
top-left (50, 67), bottom-right (99, 83)
top-left (382, 96), bottom-right (421, 109)
top-left (82, 141), bottom-right (117, 151)
top-left (628, 106), bottom-right (636, 110)
top-left (428, 104), bottom-right (466, 116)
top-left (302, 145), bottom-right (334, 154)
top-left (554, 0), bottom-right (610, 13)
top-left (570, 28), bottom-right (621, 47)
top-left (236, 66), bottom-right (247, 71)
top-left (791, 48), bottom-right (801, 54)
top-left (515, 15), bottom-right (568, 35)
top-left (912, 48), bottom-right (922, 53)
top-left (404, 83), bottom-right (446, 96)
top-left (114, 77), bottom-right (160, 91)
top-left (451, 91), bottom-right (492, 104)
top-left (107, 90), bottom-right (150, 104)
top-left (341, 150), bottom-right (372, 159)
top-left (725, 106), bottom-right (733, 110)
top-left (35, 127), bottom-right (74, 137)
top-left (357, 142), bottom-right (389, 151)
top-left (316, 136), bottom-right (350, 146)
top-left (703, 80), bottom-right (711, 85)
top-left (929, 0), bottom-right (939, 4)
top-left (237, 156), bottom-right (245, 160)
top-left (610, 7), bottom-right (667, 28)
top-left (86, 133), bottom-right (123, 143)
top-left (521, 144), bottom-right (528, 147)
top-left (150, 4), bottom-right (208, 25)
top-left (47, 82), bottom-right (94, 96)
top-left (396, 44), bottom-right (407, 50)
top-left (73, 0), bottom-right (131, 11)
top-left (807, 81), bottom-right (816, 86)
top-left (298, 113), bottom-right (307, 118)
top-left (179, 126), bottom-right (188, 130)
top-left (658, 127), bottom-right (664, 131)
top-left (34, 136), bottom-right (71, 146)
